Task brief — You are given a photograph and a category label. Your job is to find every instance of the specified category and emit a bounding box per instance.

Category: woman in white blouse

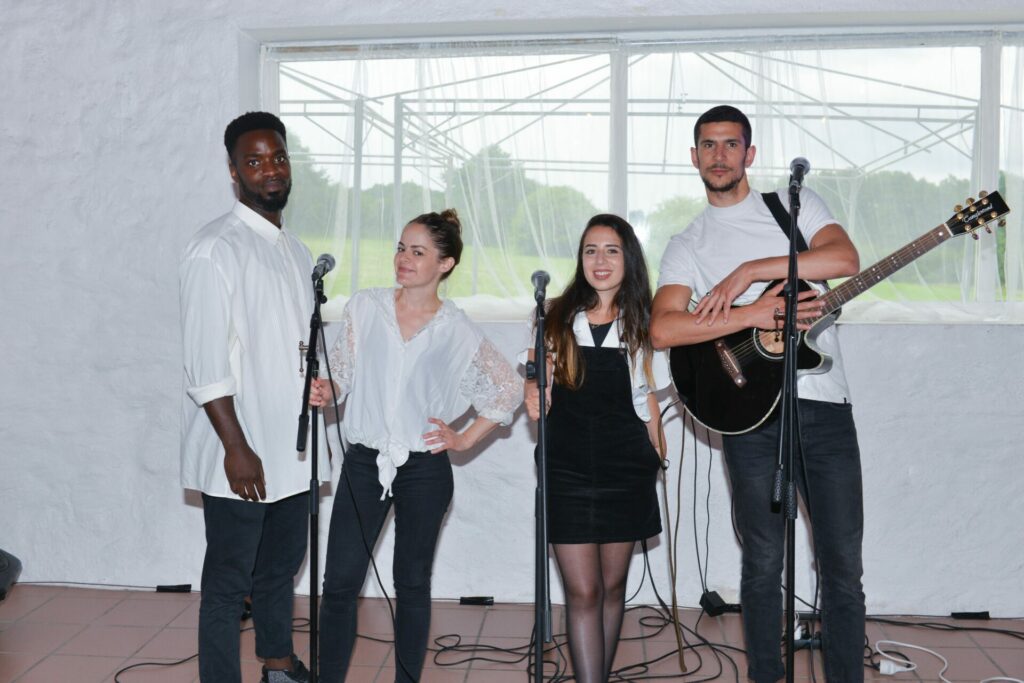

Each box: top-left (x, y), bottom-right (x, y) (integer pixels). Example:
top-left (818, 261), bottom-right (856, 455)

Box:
top-left (308, 209), bottom-right (522, 683)
top-left (525, 214), bottom-right (666, 683)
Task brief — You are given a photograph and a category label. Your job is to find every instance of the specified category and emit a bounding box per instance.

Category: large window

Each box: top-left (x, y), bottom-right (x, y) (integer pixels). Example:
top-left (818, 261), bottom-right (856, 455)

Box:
top-left (265, 31), bottom-right (1023, 321)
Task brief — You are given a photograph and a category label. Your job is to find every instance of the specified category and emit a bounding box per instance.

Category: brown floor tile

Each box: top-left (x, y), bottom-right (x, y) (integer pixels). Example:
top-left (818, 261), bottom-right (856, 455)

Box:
top-left (637, 640), bottom-right (692, 677)
top-left (449, 636), bottom-right (530, 671)
top-left (20, 595), bottom-right (124, 625)
top-left (611, 638), bottom-right (646, 671)
top-left (465, 669), bottom-right (538, 682)
top-left (135, 628), bottom-right (199, 660)
top-left (58, 623), bottom-right (161, 657)
top-left (336, 664), bottom-right (381, 682)
top-left (0, 620), bottom-right (85, 654)
top-left (113, 657), bottom-right (199, 683)
top-left (969, 625), bottom-right (1024, 648)
top-left (478, 607), bottom-right (535, 638)
top-left (350, 635), bottom-right (394, 668)
top-left (879, 618), bottom-right (980, 648)
top-left (429, 606), bottom-right (486, 639)
top-left (4, 589), bottom-right (1023, 682)
top-left (355, 600), bottom-right (399, 636)
top-left (417, 668), bottom-right (468, 682)
top-left (122, 590), bottom-right (198, 602)
top-left (0, 587), bottom-right (60, 622)
top-left (240, 658), bottom-right (264, 681)
top-left (932, 645), bottom-right (1010, 680)
top-left (15, 654), bottom-right (124, 683)
top-left (95, 599), bottom-right (191, 628)
top-left (0, 651), bottom-right (46, 682)
top-left (984, 645), bottom-right (1024, 676)
top-left (167, 600), bottom-right (199, 629)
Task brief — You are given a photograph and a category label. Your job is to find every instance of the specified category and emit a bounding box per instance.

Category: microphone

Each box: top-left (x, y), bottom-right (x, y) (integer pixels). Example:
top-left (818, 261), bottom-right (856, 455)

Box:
top-left (311, 253), bottom-right (336, 281)
top-left (531, 270), bottom-right (550, 302)
top-left (789, 157), bottom-right (810, 192)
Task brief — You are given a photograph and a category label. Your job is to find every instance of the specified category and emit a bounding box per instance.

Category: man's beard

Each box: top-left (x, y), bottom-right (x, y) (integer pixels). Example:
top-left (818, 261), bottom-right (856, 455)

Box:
top-left (239, 179), bottom-right (291, 213)
top-left (701, 168), bottom-right (743, 195)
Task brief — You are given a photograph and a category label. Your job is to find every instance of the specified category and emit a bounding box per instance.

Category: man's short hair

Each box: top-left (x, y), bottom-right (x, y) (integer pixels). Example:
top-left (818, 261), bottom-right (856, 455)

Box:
top-left (693, 105), bottom-right (752, 149)
top-left (223, 112), bottom-right (287, 160)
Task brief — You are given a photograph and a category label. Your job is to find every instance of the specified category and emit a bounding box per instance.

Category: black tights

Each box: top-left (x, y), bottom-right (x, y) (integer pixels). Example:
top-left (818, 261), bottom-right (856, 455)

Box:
top-left (552, 542), bottom-right (635, 683)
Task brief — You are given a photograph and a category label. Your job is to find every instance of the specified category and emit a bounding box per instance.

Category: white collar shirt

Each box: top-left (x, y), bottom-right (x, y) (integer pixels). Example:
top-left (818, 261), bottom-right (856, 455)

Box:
top-left (326, 287), bottom-right (522, 498)
top-left (179, 202), bottom-right (330, 501)
top-left (520, 309), bottom-right (670, 422)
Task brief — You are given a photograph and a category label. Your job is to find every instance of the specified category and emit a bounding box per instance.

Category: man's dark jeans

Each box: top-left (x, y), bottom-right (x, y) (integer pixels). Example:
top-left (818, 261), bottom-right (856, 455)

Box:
top-left (198, 492), bottom-right (308, 683)
top-left (723, 399), bottom-right (865, 683)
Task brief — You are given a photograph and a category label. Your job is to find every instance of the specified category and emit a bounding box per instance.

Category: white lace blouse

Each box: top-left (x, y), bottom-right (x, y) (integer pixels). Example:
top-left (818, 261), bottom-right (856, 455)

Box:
top-left (327, 287), bottom-right (522, 498)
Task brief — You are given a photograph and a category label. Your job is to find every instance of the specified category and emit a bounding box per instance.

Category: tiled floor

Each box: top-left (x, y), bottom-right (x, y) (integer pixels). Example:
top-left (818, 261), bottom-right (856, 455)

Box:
top-left (1, 584), bottom-right (1021, 682)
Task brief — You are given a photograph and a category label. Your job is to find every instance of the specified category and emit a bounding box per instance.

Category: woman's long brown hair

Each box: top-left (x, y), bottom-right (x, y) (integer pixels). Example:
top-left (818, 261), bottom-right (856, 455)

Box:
top-left (544, 214), bottom-right (654, 389)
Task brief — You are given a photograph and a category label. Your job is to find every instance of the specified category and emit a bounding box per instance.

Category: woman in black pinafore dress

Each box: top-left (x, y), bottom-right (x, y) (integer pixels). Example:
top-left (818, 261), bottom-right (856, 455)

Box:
top-left (526, 214), bottom-right (664, 683)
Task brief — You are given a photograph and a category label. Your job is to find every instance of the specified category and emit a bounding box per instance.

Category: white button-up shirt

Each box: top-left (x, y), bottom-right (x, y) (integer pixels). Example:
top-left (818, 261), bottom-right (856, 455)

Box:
top-left (179, 202), bottom-right (330, 502)
top-left (327, 287), bottom-right (522, 498)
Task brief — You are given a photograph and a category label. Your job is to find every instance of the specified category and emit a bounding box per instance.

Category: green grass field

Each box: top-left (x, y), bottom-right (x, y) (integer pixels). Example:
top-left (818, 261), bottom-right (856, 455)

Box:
top-left (303, 236), bottom-right (1016, 305)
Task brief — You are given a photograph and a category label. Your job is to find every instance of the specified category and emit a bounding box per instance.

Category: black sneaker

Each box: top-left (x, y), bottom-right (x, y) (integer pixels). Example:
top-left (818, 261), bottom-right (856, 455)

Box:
top-left (259, 654), bottom-right (309, 683)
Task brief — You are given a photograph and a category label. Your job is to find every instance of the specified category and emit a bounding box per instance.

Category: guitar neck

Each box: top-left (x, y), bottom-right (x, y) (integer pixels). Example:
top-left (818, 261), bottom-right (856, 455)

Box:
top-left (812, 222), bottom-right (954, 317)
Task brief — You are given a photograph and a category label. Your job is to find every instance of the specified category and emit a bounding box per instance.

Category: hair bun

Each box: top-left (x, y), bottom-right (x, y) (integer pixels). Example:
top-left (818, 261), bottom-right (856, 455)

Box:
top-left (440, 208), bottom-right (461, 233)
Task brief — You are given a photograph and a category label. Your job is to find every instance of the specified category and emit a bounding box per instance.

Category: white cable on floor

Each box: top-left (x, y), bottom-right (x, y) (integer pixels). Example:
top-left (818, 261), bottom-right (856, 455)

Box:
top-left (875, 639), bottom-right (1023, 683)
top-left (874, 639), bottom-right (942, 679)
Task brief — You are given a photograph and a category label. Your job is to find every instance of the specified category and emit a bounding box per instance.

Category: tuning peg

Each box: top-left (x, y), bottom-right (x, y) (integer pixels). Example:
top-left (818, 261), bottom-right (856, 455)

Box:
top-left (990, 211), bottom-right (999, 220)
top-left (954, 204), bottom-right (964, 212)
top-left (979, 190), bottom-right (989, 199)
top-left (985, 226), bottom-right (993, 233)
top-left (957, 212), bottom-right (965, 221)
top-left (999, 219), bottom-right (1007, 227)
top-left (966, 197), bottom-right (976, 206)
top-left (971, 231), bottom-right (980, 240)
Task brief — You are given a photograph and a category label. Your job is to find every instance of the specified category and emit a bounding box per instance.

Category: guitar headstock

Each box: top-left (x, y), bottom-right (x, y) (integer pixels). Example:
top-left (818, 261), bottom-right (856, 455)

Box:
top-left (947, 191), bottom-right (1011, 239)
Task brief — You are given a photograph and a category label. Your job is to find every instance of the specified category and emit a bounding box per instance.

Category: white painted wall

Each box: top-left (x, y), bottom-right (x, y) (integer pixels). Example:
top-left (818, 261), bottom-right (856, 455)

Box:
top-left (1, 0), bottom-right (1022, 620)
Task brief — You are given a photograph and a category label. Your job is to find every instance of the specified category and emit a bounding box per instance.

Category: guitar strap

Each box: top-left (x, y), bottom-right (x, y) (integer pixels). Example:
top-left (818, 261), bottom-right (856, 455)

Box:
top-left (761, 191), bottom-right (809, 252)
top-left (761, 191), bottom-right (839, 320)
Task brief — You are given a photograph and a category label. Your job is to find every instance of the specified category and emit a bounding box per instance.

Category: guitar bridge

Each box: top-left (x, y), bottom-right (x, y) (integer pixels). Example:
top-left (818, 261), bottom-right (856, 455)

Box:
top-left (714, 339), bottom-right (747, 388)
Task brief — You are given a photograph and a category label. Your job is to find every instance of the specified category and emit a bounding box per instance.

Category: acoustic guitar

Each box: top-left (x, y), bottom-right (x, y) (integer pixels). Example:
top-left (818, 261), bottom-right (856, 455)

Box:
top-left (669, 191), bottom-right (1011, 434)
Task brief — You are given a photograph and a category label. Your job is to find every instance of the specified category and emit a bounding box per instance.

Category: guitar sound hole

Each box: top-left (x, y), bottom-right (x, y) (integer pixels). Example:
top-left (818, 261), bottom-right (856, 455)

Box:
top-left (754, 329), bottom-right (785, 359)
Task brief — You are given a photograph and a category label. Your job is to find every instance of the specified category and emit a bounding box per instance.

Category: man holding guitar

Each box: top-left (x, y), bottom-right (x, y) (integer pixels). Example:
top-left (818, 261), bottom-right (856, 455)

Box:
top-left (650, 105), bottom-right (866, 683)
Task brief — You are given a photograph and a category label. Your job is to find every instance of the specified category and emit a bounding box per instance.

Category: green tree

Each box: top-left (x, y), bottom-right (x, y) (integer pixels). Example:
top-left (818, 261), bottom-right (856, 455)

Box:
top-left (810, 170), bottom-right (971, 291)
top-left (282, 137), bottom-right (340, 243)
top-left (444, 145), bottom-right (540, 252)
top-left (508, 184), bottom-right (600, 255)
top-left (360, 181), bottom-right (446, 240)
top-left (644, 195), bottom-right (706, 264)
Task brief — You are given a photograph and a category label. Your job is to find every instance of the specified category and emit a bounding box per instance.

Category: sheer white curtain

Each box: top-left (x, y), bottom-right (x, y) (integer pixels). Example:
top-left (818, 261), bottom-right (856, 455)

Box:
top-left (1002, 41), bottom-right (1024, 308)
top-left (274, 47), bottom-right (610, 319)
top-left (267, 32), bottom-right (1022, 322)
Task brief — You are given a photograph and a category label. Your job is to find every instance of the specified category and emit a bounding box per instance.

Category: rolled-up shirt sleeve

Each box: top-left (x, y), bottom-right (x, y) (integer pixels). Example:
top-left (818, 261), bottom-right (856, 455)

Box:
top-left (460, 338), bottom-right (523, 426)
top-left (180, 254), bottom-right (237, 406)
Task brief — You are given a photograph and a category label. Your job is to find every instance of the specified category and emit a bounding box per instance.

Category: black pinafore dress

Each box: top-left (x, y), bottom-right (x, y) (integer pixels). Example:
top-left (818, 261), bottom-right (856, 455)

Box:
top-left (544, 323), bottom-right (662, 544)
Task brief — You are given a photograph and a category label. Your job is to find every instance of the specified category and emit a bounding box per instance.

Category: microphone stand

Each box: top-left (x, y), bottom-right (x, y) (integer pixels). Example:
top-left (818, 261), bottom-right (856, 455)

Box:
top-left (773, 181), bottom-right (803, 683)
top-left (527, 290), bottom-right (552, 682)
top-left (297, 275), bottom-right (327, 683)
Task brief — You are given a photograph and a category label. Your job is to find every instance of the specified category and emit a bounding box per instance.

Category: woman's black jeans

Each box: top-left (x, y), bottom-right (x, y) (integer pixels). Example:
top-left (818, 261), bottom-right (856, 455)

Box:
top-left (319, 443), bottom-right (454, 683)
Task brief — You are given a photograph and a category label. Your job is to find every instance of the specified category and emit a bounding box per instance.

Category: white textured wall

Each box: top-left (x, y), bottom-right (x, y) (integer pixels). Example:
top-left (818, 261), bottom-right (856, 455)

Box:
top-left (1, 0), bottom-right (1022, 619)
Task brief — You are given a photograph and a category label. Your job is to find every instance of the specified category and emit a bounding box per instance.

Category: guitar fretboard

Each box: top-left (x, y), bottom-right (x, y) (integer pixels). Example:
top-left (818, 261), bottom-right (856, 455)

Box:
top-left (798, 223), bottom-right (953, 325)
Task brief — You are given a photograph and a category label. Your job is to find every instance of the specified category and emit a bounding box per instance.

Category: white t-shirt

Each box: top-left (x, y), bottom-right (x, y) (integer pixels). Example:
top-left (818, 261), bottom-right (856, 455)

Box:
top-left (327, 287), bottom-right (523, 498)
top-left (657, 187), bottom-right (852, 404)
top-left (179, 202), bottom-right (331, 501)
